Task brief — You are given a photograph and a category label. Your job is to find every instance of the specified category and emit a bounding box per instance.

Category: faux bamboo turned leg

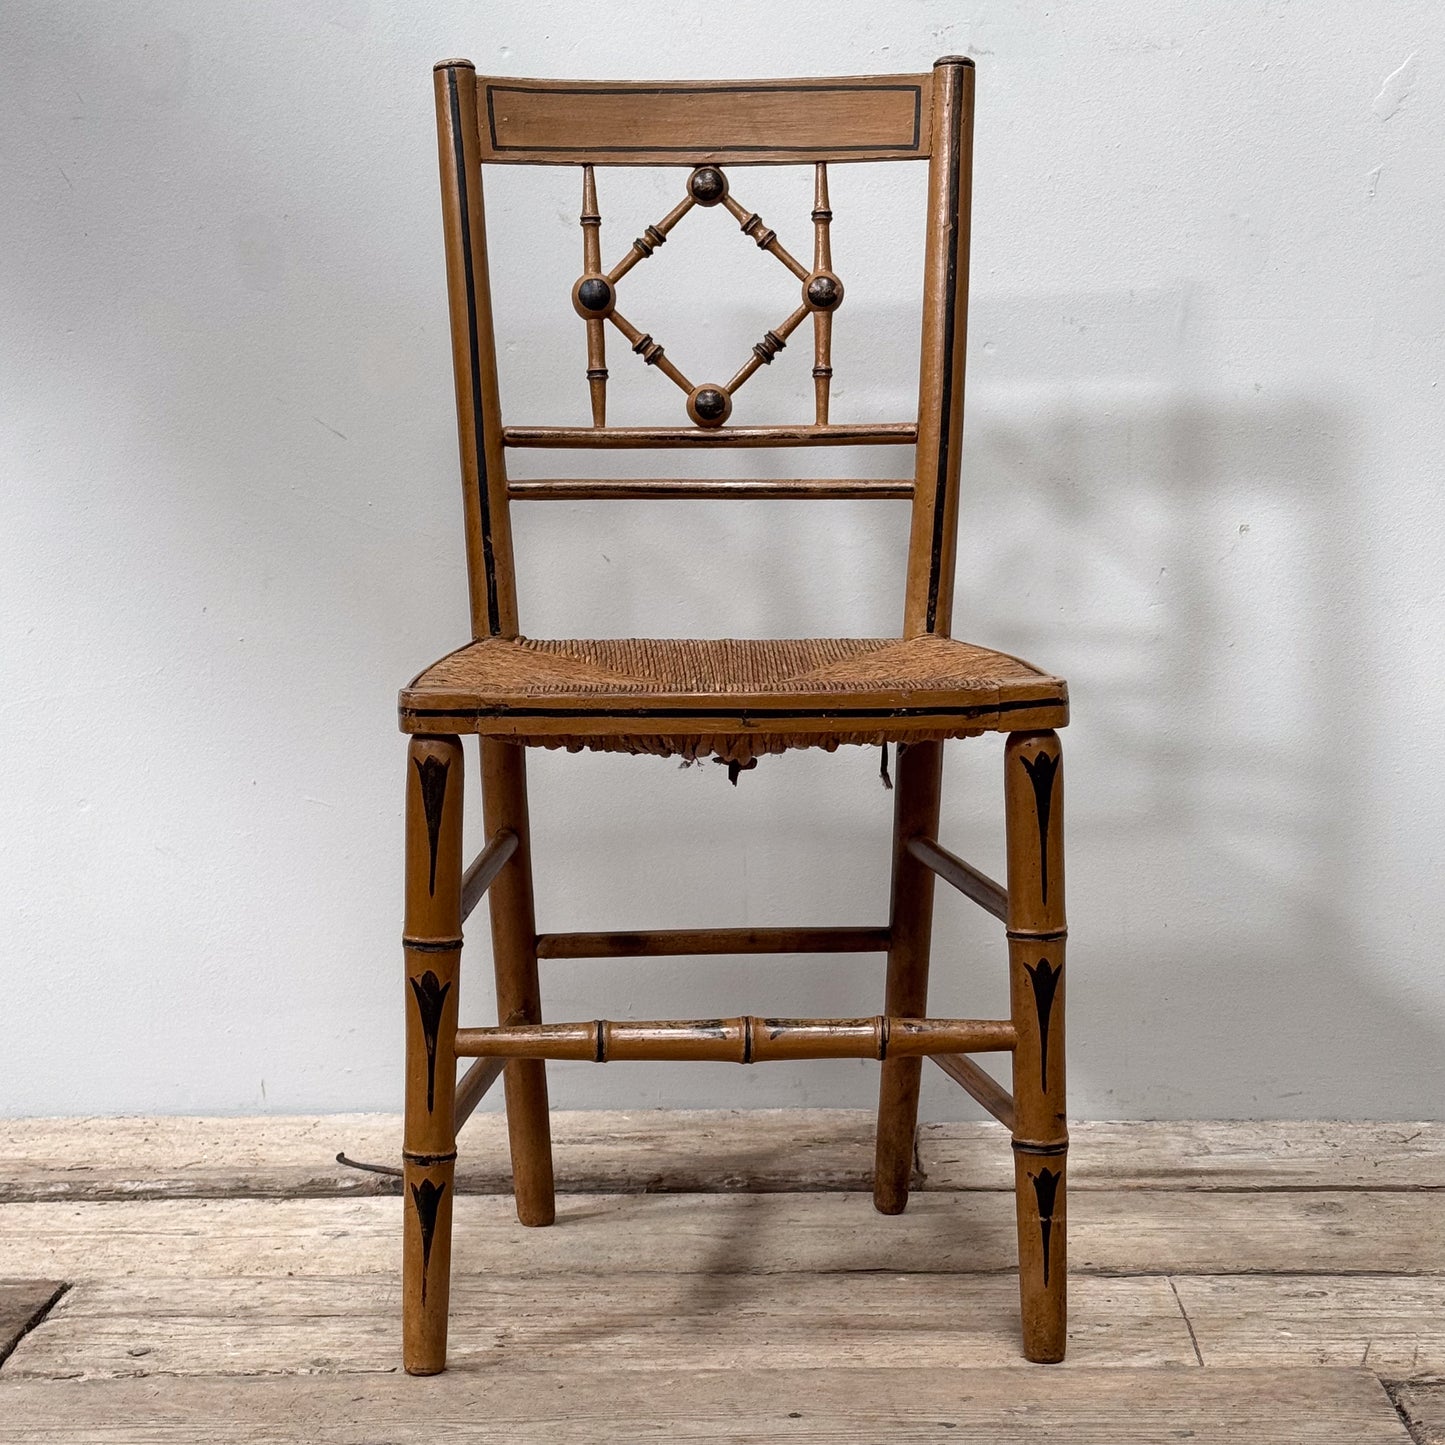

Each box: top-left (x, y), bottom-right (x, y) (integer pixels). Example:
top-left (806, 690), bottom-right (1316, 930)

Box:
top-left (402, 735), bottom-right (465, 1375)
top-left (873, 739), bottom-right (945, 1214)
top-left (481, 739), bottom-right (555, 1226)
top-left (1004, 730), bottom-right (1067, 1363)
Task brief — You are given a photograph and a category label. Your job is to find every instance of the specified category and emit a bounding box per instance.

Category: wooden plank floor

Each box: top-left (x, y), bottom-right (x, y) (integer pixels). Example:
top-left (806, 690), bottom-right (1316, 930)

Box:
top-left (0, 1112), bottom-right (1437, 1442)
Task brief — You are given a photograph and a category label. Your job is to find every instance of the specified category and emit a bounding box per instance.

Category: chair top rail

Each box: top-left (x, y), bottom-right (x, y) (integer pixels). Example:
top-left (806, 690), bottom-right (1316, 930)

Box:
top-left (460, 68), bottom-right (938, 166)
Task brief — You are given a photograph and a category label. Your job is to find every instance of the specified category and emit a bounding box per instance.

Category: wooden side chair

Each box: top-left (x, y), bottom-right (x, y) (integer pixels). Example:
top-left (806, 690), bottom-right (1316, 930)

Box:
top-left (399, 56), bottom-right (1069, 1373)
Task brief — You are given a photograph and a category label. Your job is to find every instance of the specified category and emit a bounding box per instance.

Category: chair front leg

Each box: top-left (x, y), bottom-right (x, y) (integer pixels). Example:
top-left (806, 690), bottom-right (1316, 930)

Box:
top-left (874, 739), bottom-right (944, 1214)
top-left (1004, 730), bottom-right (1068, 1363)
top-left (481, 739), bottom-right (555, 1227)
top-left (402, 734), bottom-right (465, 1375)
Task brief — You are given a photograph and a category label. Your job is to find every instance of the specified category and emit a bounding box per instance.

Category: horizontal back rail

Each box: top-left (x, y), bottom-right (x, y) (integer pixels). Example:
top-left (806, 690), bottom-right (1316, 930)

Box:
top-left (475, 73), bottom-right (934, 165)
top-left (508, 477), bottom-right (913, 501)
top-left (535, 926), bottom-right (890, 958)
top-left (502, 423), bottom-right (917, 449)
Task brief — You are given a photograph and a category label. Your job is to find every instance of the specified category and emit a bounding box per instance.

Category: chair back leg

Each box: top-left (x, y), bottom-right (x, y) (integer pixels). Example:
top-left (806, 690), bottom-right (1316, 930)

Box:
top-left (1004, 730), bottom-right (1068, 1363)
top-left (481, 739), bottom-right (556, 1227)
top-left (873, 739), bottom-right (944, 1213)
top-left (402, 734), bottom-right (466, 1374)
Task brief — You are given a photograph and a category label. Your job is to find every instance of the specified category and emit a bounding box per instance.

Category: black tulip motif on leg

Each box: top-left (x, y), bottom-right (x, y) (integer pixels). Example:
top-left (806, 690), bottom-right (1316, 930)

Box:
top-left (1019, 749), bottom-right (1060, 905)
top-left (1030, 1166), bottom-right (1063, 1285)
top-left (409, 970), bottom-right (451, 1113)
top-left (1023, 956), bottom-right (1062, 1092)
top-left (410, 1178), bottom-right (448, 1303)
top-left (413, 753), bottom-right (450, 896)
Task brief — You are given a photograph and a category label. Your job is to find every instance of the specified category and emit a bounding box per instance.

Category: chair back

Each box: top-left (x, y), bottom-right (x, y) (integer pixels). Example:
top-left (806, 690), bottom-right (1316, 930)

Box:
top-left (432, 57), bottom-right (975, 640)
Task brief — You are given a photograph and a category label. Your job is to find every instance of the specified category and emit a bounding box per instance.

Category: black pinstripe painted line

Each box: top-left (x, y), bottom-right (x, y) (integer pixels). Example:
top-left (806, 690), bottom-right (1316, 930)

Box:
top-left (401, 696), bottom-right (1067, 724)
top-left (447, 67), bottom-right (501, 635)
top-left (923, 88), bottom-right (963, 634)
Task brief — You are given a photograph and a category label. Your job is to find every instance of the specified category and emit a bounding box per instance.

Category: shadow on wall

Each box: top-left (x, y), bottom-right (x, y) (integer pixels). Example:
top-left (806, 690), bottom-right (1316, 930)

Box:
top-left (495, 280), bottom-right (1435, 1118)
top-left (7, 5), bottom-right (1438, 1119)
top-left (938, 285), bottom-right (1433, 1119)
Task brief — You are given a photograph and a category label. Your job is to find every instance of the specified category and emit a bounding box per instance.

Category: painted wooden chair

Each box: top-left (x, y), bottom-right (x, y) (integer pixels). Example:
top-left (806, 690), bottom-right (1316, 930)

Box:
top-left (400, 56), bottom-right (1069, 1373)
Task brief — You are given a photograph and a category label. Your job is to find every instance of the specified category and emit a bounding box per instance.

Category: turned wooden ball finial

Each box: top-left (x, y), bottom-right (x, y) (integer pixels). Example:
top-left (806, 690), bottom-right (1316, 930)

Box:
top-left (571, 274), bottom-right (615, 319)
top-left (687, 383), bottom-right (732, 428)
top-left (804, 272), bottom-right (844, 312)
top-left (688, 165), bottom-right (729, 206)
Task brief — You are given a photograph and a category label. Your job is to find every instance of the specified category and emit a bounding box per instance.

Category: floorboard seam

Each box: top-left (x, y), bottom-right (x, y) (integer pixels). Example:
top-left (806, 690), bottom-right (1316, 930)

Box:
top-left (1166, 1276), bottom-right (1205, 1367)
top-left (0, 1282), bottom-right (70, 1373)
top-left (7, 1182), bottom-right (1444, 1204)
top-left (1382, 1379), bottom-right (1431, 1444)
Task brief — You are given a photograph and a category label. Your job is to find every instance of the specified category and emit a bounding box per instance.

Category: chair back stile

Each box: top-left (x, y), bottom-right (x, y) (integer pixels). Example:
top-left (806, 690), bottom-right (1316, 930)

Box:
top-left (904, 61), bottom-right (974, 640)
top-left (431, 58), bottom-right (976, 644)
top-left (434, 62), bottom-right (519, 640)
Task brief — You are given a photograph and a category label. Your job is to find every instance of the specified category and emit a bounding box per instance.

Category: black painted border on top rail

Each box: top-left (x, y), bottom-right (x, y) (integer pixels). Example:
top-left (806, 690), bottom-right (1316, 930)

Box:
top-left (484, 81), bottom-right (924, 157)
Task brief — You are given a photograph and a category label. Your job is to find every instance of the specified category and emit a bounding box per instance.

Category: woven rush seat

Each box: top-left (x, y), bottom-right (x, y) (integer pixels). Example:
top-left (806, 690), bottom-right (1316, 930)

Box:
top-left (400, 634), bottom-right (1068, 762)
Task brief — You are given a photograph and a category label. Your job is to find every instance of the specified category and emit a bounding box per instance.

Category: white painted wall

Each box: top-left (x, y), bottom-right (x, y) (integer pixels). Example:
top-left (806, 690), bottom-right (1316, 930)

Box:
top-left (3, 1), bottom-right (1442, 1120)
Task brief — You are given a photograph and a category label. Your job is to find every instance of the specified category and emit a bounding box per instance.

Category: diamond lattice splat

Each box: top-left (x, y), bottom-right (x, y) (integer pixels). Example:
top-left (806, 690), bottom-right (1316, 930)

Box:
top-left (570, 162), bottom-right (844, 428)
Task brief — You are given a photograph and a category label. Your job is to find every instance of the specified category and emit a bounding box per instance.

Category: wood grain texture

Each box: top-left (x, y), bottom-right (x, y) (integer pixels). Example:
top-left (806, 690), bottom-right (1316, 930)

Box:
top-left (3, 1189), bottom-right (1439, 1281)
top-left (0, 1368), bottom-right (1412, 1443)
top-left (18, 1271), bottom-right (1445, 1383)
top-left (2, 1273), bottom-right (1195, 1378)
top-left (476, 72), bottom-right (934, 166)
top-left (1176, 1274), bottom-right (1445, 1376)
top-left (0, 1110), bottom-right (892, 1202)
top-left (7, 1115), bottom-right (1441, 1202)
top-left (920, 1120), bottom-right (1445, 1192)
top-left (6, 1113), bottom-right (1444, 1436)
